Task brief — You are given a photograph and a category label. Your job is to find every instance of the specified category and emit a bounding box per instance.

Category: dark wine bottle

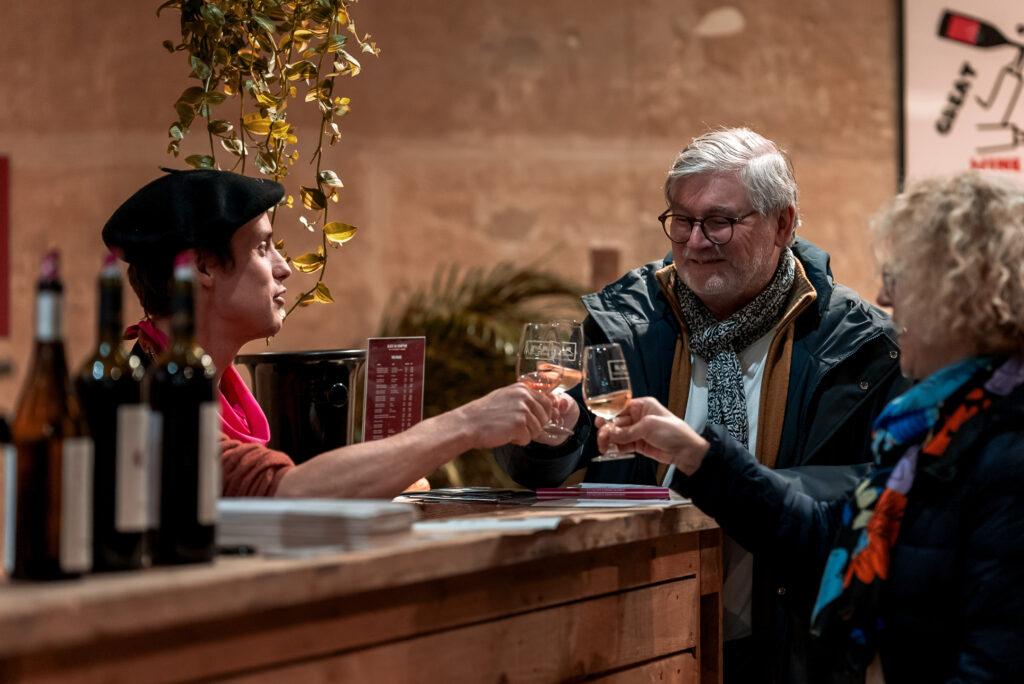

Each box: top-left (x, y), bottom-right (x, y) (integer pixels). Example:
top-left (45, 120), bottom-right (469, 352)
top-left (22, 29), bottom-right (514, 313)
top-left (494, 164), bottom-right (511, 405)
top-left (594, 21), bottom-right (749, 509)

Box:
top-left (144, 252), bottom-right (219, 565)
top-left (939, 11), bottom-right (1015, 48)
top-left (8, 250), bottom-right (93, 580)
top-left (75, 251), bottom-right (149, 571)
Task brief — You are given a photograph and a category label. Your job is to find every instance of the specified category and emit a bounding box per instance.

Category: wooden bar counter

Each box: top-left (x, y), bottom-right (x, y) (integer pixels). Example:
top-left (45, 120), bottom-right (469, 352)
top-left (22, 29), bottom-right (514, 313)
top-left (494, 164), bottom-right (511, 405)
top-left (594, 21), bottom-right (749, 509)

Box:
top-left (0, 503), bottom-right (721, 683)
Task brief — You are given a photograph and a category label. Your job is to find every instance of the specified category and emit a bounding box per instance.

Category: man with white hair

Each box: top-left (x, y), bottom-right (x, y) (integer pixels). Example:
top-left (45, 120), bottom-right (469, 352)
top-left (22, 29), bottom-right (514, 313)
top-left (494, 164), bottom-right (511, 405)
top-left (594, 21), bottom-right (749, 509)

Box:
top-left (497, 128), bottom-right (908, 684)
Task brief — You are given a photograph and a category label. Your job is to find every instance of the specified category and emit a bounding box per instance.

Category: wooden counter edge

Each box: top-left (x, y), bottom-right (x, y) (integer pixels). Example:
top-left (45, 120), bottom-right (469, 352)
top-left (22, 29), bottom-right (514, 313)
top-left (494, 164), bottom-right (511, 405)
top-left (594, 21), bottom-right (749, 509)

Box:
top-left (0, 503), bottom-right (718, 658)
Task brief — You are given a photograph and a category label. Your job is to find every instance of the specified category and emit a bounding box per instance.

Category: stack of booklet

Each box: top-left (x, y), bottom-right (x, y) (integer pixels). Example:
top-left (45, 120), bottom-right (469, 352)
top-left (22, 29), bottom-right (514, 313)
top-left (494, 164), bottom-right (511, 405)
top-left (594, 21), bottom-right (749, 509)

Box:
top-left (216, 498), bottom-right (419, 555)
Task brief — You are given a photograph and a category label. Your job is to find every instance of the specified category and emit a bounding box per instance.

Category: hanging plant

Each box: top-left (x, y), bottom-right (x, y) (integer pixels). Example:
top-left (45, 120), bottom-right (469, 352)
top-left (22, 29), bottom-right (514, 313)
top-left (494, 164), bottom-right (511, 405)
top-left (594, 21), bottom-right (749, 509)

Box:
top-left (158, 0), bottom-right (378, 316)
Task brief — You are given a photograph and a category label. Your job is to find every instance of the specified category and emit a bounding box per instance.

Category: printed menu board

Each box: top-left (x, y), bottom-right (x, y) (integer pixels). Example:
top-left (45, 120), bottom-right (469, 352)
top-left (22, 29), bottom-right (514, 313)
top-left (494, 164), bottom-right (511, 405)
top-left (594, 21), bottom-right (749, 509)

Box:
top-left (362, 337), bottom-right (426, 442)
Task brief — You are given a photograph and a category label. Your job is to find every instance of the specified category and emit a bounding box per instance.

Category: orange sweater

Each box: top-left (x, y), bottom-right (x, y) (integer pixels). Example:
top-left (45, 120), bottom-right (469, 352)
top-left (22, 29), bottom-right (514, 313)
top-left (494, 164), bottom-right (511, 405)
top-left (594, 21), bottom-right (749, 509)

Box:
top-left (220, 435), bottom-right (294, 497)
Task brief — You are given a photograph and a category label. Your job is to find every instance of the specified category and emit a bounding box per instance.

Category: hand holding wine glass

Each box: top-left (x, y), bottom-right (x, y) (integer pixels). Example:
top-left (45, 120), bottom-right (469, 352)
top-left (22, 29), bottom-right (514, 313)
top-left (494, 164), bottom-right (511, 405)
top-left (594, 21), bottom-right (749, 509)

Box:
top-left (582, 343), bottom-right (634, 461)
top-left (516, 322), bottom-right (564, 435)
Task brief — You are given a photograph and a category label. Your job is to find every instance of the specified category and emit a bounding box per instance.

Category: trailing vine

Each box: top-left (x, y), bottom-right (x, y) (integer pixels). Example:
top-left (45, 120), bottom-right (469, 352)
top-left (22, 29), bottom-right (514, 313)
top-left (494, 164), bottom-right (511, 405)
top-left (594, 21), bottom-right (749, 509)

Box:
top-left (158, 0), bottom-right (377, 315)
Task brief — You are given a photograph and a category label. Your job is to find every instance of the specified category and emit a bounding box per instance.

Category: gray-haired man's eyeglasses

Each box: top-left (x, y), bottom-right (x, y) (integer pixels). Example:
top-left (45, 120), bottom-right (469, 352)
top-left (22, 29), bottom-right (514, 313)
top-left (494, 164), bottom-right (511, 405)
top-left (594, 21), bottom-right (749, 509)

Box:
top-left (658, 210), bottom-right (757, 245)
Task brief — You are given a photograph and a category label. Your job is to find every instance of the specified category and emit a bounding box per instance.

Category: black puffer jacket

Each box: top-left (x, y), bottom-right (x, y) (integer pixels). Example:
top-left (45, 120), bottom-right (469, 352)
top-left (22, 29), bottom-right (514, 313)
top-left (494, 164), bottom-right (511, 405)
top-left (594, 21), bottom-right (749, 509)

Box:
top-left (683, 381), bottom-right (1024, 682)
top-left (496, 238), bottom-right (908, 683)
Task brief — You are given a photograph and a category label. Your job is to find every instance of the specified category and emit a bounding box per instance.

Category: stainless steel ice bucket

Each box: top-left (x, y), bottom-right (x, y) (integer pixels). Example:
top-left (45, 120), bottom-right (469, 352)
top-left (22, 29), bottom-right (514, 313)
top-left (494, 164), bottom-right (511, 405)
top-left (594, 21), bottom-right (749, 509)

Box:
top-left (235, 349), bottom-right (366, 464)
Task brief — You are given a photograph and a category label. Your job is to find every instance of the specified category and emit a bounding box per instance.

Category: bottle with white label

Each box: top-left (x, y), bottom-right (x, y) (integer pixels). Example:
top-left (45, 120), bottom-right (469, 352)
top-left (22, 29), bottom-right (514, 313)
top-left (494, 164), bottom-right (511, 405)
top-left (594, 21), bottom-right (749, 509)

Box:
top-left (8, 250), bottom-right (93, 580)
top-left (143, 251), bottom-right (219, 565)
top-left (75, 251), bottom-right (149, 571)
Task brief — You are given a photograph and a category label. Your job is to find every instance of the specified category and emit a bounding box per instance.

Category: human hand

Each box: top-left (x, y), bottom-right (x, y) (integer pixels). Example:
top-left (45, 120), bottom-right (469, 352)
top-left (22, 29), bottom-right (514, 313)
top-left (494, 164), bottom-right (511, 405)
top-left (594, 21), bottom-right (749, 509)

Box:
top-left (457, 383), bottom-right (556, 448)
top-left (526, 392), bottom-right (582, 447)
top-left (595, 396), bottom-right (710, 475)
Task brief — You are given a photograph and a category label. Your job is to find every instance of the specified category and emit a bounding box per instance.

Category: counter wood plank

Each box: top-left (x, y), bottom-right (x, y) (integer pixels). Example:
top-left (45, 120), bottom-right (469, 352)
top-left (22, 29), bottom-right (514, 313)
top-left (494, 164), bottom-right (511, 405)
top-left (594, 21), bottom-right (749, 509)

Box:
top-left (0, 503), bottom-right (721, 684)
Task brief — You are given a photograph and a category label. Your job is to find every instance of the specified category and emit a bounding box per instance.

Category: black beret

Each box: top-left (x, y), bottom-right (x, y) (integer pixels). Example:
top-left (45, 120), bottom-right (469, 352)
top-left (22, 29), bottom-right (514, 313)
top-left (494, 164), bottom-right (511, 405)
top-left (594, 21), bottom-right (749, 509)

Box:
top-left (102, 168), bottom-right (284, 263)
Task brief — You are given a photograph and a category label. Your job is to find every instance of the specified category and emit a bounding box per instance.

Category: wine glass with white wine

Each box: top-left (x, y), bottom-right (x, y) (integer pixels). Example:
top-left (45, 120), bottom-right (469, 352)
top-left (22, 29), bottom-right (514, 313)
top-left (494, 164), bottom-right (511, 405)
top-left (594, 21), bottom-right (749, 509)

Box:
top-left (516, 322), bottom-right (564, 435)
top-left (582, 343), bottom-right (634, 461)
top-left (548, 320), bottom-right (584, 436)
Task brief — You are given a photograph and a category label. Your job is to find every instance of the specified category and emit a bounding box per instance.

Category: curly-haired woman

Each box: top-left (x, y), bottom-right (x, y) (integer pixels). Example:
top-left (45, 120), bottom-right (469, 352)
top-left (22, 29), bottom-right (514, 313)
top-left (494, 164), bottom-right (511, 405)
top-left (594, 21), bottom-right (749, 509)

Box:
top-left (596, 171), bottom-right (1024, 682)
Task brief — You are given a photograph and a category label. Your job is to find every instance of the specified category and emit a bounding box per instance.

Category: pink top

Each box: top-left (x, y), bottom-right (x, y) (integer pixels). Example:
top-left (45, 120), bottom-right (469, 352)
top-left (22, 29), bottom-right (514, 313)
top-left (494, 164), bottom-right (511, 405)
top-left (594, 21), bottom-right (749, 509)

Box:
top-left (124, 319), bottom-right (270, 444)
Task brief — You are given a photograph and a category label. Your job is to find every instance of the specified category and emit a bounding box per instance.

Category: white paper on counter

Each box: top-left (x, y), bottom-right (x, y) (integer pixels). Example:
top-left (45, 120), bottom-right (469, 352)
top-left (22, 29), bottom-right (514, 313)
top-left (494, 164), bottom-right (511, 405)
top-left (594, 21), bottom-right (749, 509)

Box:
top-left (413, 516), bottom-right (564, 532)
top-left (532, 498), bottom-right (690, 508)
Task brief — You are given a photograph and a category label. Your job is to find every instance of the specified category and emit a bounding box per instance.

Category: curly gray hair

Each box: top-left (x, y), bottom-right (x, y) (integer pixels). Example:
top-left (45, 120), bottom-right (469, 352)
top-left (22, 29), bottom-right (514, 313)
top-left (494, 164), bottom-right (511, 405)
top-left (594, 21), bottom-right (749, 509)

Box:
top-left (874, 171), bottom-right (1024, 355)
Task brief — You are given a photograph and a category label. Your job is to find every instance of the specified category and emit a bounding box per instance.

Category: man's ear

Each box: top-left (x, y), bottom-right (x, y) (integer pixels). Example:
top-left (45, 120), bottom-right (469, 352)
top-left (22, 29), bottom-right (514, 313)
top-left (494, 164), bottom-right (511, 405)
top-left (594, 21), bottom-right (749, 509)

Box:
top-left (193, 249), bottom-right (216, 289)
top-left (775, 206), bottom-right (796, 248)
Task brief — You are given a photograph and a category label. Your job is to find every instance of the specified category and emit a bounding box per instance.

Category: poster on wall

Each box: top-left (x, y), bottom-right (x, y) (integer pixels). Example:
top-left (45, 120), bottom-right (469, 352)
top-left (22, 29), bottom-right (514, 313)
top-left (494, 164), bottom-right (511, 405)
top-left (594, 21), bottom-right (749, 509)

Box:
top-left (903, 2), bottom-right (1024, 184)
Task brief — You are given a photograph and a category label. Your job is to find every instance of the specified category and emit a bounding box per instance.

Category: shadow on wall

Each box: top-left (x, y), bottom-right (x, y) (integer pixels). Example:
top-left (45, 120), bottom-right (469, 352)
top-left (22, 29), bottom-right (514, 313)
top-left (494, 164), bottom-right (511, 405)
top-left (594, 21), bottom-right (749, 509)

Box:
top-left (378, 261), bottom-right (585, 488)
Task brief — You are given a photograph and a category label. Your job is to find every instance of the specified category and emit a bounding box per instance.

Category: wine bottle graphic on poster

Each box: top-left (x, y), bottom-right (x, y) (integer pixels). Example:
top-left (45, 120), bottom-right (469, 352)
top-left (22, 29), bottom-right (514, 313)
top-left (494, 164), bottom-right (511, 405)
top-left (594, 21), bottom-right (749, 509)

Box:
top-left (144, 251), bottom-right (219, 565)
top-left (75, 251), bottom-right (150, 571)
top-left (6, 250), bottom-right (93, 580)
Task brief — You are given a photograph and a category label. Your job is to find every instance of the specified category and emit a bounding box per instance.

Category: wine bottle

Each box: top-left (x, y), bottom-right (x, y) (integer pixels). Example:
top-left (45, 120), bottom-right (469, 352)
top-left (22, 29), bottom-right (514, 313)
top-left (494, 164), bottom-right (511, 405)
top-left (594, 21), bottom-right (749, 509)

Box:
top-left (144, 251), bottom-right (219, 564)
top-left (939, 11), bottom-right (1016, 48)
top-left (75, 251), bottom-right (149, 571)
top-left (8, 250), bottom-right (93, 580)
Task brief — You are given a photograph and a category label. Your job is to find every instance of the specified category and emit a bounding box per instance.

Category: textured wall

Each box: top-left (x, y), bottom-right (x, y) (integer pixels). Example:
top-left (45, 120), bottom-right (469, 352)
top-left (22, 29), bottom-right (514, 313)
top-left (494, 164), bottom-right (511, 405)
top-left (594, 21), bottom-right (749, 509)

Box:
top-left (0, 0), bottom-right (899, 410)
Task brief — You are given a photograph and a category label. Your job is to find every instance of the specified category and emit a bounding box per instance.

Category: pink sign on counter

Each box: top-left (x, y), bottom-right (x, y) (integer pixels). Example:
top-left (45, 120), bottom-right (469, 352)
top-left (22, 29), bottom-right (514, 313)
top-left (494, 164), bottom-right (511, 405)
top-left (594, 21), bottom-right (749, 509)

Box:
top-left (362, 337), bottom-right (426, 442)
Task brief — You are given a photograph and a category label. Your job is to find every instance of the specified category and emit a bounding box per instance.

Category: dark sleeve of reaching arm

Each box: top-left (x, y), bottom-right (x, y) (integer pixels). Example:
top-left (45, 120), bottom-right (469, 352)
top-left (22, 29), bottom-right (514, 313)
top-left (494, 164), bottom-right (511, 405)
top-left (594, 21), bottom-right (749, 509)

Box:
top-left (673, 425), bottom-right (846, 570)
top-left (220, 435), bottom-right (295, 497)
top-left (493, 412), bottom-right (593, 488)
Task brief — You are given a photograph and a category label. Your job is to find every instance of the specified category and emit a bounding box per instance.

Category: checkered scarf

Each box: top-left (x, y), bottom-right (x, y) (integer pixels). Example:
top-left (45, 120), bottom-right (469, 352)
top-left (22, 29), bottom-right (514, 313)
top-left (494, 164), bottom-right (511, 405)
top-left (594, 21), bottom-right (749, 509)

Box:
top-left (674, 248), bottom-right (795, 448)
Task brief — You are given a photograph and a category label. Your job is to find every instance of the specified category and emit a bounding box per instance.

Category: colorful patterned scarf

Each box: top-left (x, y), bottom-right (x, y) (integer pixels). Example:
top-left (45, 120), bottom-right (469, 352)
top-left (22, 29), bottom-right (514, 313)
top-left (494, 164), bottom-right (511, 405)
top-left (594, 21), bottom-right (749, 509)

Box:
top-left (809, 355), bottom-right (1024, 671)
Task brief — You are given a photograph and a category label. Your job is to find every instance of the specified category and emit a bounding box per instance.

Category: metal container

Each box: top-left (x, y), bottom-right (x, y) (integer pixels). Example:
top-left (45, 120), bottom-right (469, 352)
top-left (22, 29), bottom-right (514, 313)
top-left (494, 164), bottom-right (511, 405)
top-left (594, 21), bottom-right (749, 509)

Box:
top-left (235, 349), bottom-right (366, 464)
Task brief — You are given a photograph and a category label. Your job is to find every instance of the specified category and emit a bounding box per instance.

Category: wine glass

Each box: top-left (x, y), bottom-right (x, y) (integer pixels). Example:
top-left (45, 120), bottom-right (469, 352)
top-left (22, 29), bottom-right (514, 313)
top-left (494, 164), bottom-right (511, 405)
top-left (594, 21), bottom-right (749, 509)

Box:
top-left (548, 320), bottom-right (584, 436)
top-left (582, 343), bottom-right (634, 461)
top-left (516, 322), bottom-right (564, 435)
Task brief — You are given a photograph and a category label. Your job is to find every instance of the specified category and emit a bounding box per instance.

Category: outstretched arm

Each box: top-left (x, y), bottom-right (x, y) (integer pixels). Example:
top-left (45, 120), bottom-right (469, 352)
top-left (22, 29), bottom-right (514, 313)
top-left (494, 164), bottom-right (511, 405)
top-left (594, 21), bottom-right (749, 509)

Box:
top-left (275, 383), bottom-right (555, 498)
top-left (599, 397), bottom-right (843, 564)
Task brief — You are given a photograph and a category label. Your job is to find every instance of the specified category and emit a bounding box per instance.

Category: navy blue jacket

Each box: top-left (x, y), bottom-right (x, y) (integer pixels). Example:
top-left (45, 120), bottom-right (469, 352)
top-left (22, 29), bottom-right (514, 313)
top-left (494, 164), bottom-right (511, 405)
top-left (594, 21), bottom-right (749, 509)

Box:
top-left (685, 380), bottom-right (1024, 682)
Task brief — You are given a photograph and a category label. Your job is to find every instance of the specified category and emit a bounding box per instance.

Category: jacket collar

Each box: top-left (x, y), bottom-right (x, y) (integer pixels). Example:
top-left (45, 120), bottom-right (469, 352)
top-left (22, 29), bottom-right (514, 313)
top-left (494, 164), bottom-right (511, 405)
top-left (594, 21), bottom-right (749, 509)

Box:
top-left (654, 249), bottom-right (818, 336)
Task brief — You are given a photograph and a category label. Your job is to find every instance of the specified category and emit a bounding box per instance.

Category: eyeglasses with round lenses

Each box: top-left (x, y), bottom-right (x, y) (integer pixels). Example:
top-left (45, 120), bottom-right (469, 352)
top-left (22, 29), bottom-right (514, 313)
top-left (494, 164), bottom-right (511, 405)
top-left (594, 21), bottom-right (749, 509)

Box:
top-left (657, 210), bottom-right (757, 245)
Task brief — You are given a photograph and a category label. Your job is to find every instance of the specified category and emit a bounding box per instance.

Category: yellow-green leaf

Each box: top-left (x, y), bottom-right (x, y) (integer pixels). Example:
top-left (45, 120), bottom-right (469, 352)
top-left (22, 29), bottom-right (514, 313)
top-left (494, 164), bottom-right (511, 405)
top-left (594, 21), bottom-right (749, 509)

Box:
top-left (327, 34), bottom-right (347, 52)
top-left (284, 60), bottom-right (317, 81)
top-left (256, 149), bottom-right (278, 174)
top-left (318, 170), bottom-right (343, 188)
top-left (323, 222), bottom-right (357, 244)
top-left (177, 86), bottom-right (205, 106)
top-left (252, 14), bottom-right (276, 35)
top-left (185, 154), bottom-right (215, 169)
top-left (300, 186), bottom-right (325, 210)
top-left (313, 282), bottom-right (334, 303)
top-left (221, 138), bottom-right (245, 156)
top-left (254, 91), bottom-right (278, 108)
top-left (189, 55), bottom-right (211, 81)
top-left (201, 3), bottom-right (225, 27)
top-left (270, 120), bottom-right (291, 140)
top-left (242, 113), bottom-right (272, 134)
top-left (208, 119), bottom-right (233, 135)
top-left (292, 29), bottom-right (314, 42)
top-left (291, 252), bottom-right (325, 274)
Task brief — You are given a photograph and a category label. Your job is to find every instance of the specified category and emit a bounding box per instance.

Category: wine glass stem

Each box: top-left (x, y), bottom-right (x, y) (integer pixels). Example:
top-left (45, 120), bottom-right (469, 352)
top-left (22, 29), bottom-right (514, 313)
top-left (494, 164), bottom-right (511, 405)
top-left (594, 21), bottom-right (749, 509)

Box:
top-left (605, 416), bottom-right (620, 454)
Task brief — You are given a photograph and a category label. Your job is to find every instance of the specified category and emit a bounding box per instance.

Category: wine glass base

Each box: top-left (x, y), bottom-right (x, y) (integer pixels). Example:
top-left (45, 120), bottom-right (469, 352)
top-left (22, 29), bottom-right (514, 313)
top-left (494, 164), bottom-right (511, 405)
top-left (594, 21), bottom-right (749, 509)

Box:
top-left (592, 451), bottom-right (635, 462)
